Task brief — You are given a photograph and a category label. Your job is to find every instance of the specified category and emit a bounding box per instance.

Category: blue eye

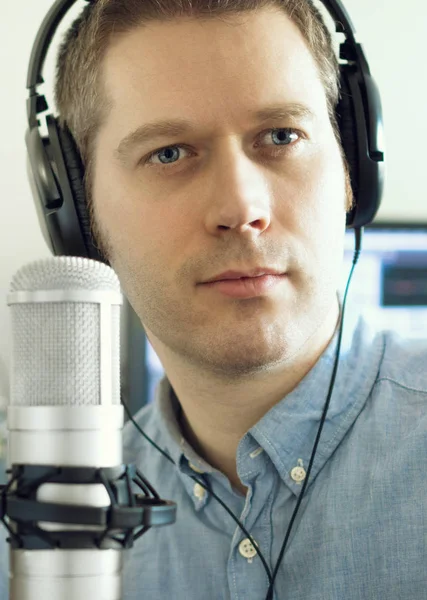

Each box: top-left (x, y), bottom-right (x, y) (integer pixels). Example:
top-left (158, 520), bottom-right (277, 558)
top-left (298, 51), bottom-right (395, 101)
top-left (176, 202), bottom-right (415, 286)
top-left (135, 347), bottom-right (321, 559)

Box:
top-left (143, 127), bottom-right (302, 170)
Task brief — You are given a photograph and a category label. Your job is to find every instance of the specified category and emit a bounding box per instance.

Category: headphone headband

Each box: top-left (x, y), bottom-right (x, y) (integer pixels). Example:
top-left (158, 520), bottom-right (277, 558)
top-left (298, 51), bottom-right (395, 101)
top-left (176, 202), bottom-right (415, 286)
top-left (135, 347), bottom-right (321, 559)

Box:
top-left (27, 0), bottom-right (359, 97)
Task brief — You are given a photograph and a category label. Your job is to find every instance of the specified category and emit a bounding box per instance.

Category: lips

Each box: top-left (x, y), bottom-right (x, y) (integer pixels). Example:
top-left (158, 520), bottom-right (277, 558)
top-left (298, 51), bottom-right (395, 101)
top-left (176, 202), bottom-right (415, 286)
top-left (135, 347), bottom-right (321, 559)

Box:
top-left (201, 273), bottom-right (287, 299)
top-left (203, 268), bottom-right (285, 284)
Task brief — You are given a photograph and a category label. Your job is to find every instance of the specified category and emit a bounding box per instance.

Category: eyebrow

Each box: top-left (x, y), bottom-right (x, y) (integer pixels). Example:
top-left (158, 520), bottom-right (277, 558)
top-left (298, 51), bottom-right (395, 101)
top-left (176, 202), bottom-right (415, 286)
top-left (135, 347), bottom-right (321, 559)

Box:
top-left (114, 102), bottom-right (315, 160)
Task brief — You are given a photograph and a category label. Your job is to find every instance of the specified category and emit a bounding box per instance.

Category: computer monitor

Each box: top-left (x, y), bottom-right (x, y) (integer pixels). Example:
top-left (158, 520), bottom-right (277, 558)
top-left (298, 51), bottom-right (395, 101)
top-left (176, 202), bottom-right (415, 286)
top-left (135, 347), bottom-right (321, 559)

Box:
top-left (137, 222), bottom-right (427, 409)
top-left (341, 222), bottom-right (427, 339)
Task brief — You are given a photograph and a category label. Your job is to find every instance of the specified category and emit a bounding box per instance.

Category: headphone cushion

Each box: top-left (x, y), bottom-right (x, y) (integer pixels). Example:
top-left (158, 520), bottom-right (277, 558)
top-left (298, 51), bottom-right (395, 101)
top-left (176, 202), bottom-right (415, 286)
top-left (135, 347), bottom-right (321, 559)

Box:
top-left (56, 123), bottom-right (95, 255)
top-left (337, 71), bottom-right (359, 201)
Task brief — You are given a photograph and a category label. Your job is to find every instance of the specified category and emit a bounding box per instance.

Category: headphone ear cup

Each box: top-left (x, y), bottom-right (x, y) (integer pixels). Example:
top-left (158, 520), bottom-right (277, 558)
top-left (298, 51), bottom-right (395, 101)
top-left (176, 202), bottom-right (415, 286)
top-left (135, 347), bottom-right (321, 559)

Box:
top-left (55, 122), bottom-right (109, 264)
top-left (336, 70), bottom-right (359, 227)
top-left (55, 124), bottom-right (91, 248)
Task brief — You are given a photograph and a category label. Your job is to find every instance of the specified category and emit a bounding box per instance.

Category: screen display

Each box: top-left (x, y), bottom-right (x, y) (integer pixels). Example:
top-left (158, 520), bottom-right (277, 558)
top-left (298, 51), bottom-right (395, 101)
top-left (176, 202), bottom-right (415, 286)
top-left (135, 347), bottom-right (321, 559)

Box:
top-left (340, 225), bottom-right (427, 340)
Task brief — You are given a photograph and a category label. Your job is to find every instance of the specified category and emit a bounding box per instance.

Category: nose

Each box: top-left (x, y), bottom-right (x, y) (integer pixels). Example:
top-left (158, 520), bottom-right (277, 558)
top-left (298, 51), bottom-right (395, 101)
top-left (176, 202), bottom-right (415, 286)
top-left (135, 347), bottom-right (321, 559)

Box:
top-left (203, 143), bottom-right (272, 238)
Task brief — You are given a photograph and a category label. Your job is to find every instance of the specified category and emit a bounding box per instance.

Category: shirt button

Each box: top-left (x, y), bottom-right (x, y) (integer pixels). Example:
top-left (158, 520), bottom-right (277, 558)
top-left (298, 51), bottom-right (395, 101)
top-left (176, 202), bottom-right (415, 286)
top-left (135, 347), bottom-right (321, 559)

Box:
top-left (189, 462), bottom-right (205, 474)
top-left (290, 465), bottom-right (306, 483)
top-left (249, 446), bottom-right (264, 459)
top-left (238, 538), bottom-right (258, 559)
top-left (193, 483), bottom-right (206, 499)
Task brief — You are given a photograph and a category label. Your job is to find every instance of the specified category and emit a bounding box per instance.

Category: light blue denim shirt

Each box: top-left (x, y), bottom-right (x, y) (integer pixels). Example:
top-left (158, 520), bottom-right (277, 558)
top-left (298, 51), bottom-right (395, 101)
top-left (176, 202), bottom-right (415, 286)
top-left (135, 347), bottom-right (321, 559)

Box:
top-left (121, 308), bottom-right (427, 600)
top-left (0, 305), bottom-right (426, 600)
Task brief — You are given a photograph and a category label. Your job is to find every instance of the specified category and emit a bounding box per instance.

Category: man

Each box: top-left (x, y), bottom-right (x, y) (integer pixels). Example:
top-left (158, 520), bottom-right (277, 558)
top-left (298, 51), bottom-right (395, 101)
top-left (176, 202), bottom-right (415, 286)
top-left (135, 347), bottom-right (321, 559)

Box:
top-left (91, 4), bottom-right (350, 500)
top-left (4, 1), bottom-right (427, 599)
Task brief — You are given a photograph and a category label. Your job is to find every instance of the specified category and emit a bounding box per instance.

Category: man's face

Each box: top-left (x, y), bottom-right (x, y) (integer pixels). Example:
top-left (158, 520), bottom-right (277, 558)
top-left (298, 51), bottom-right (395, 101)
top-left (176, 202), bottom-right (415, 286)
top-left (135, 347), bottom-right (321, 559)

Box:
top-left (92, 7), bottom-right (350, 377)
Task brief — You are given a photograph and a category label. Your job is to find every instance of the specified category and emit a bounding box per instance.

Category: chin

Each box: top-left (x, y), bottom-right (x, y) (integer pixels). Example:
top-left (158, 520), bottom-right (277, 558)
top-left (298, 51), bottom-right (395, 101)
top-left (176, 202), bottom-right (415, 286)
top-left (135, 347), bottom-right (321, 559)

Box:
top-left (188, 332), bottom-right (293, 378)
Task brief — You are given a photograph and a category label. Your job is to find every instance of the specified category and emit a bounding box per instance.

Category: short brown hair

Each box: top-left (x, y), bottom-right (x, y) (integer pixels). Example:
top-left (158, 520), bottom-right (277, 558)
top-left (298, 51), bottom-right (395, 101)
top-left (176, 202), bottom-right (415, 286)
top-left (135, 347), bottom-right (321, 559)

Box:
top-left (54, 0), bottom-right (353, 232)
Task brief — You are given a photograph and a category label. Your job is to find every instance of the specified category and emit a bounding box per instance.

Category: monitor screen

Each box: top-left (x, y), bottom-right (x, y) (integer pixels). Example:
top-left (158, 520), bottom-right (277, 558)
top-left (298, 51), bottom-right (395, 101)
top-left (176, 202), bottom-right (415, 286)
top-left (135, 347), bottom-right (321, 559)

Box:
top-left (143, 223), bottom-right (427, 407)
top-left (340, 223), bottom-right (427, 340)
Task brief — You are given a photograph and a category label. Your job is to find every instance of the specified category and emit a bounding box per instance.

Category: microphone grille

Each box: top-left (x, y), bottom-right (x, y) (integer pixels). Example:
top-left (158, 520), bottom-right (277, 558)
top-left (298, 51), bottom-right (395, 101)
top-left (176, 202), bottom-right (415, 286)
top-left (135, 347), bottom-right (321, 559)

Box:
top-left (10, 256), bottom-right (121, 293)
top-left (9, 257), bottom-right (122, 407)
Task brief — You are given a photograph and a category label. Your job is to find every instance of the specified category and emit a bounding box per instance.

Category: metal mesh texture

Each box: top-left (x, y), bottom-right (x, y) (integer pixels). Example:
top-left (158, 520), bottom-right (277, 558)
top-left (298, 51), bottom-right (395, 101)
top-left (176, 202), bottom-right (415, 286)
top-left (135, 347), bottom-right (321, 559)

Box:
top-left (9, 257), bottom-right (121, 407)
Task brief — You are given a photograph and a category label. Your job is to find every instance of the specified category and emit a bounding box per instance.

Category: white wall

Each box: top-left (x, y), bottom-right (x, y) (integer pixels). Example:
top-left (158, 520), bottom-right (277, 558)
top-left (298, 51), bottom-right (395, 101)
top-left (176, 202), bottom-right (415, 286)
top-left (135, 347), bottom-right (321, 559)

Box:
top-left (0, 0), bottom-right (426, 404)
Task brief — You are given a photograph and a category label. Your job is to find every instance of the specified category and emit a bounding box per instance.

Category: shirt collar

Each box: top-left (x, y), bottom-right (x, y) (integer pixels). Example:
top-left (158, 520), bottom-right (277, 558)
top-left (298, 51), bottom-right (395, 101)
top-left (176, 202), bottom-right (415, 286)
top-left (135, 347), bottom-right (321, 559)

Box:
top-left (151, 298), bottom-right (385, 502)
top-left (244, 310), bottom-right (384, 497)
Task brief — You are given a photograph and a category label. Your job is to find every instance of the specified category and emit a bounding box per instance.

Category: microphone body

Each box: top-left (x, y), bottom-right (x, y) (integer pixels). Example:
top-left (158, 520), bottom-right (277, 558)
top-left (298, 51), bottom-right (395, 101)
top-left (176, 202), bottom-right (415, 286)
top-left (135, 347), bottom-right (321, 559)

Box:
top-left (6, 256), bottom-right (124, 599)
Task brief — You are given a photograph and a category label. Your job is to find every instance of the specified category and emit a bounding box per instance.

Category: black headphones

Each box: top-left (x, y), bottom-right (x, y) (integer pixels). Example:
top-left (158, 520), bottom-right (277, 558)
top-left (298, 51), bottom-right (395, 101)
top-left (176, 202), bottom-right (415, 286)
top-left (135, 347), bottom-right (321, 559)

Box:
top-left (25, 0), bottom-right (385, 266)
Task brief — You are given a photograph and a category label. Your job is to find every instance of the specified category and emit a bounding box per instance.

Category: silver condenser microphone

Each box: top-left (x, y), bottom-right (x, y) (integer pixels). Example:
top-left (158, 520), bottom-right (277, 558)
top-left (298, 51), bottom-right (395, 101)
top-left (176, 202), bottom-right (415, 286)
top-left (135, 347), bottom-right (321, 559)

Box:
top-left (1, 256), bottom-right (176, 599)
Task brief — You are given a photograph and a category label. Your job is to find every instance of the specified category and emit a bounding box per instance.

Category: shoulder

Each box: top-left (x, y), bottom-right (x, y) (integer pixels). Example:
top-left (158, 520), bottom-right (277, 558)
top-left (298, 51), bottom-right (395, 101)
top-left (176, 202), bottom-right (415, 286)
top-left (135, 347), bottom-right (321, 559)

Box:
top-left (122, 402), bottom-right (161, 464)
top-left (121, 395), bottom-right (179, 482)
top-left (121, 398), bottom-right (183, 508)
top-left (377, 329), bottom-right (427, 394)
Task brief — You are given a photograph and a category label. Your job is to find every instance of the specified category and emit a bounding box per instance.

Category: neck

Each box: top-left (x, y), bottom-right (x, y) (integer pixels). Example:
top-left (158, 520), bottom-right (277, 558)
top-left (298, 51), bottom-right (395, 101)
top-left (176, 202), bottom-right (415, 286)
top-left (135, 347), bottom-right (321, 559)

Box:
top-left (151, 299), bottom-right (341, 496)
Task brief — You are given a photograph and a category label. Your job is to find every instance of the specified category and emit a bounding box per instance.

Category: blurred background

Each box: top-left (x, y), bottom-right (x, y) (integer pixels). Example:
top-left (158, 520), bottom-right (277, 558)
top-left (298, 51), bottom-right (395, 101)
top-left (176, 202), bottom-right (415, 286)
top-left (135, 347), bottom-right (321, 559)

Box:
top-left (0, 0), bottom-right (426, 476)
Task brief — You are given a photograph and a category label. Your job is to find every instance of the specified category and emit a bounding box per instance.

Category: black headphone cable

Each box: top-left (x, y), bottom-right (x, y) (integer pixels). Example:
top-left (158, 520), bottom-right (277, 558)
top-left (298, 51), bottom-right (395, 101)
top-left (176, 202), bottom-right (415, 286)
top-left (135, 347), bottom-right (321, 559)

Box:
top-left (122, 226), bottom-right (363, 600)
